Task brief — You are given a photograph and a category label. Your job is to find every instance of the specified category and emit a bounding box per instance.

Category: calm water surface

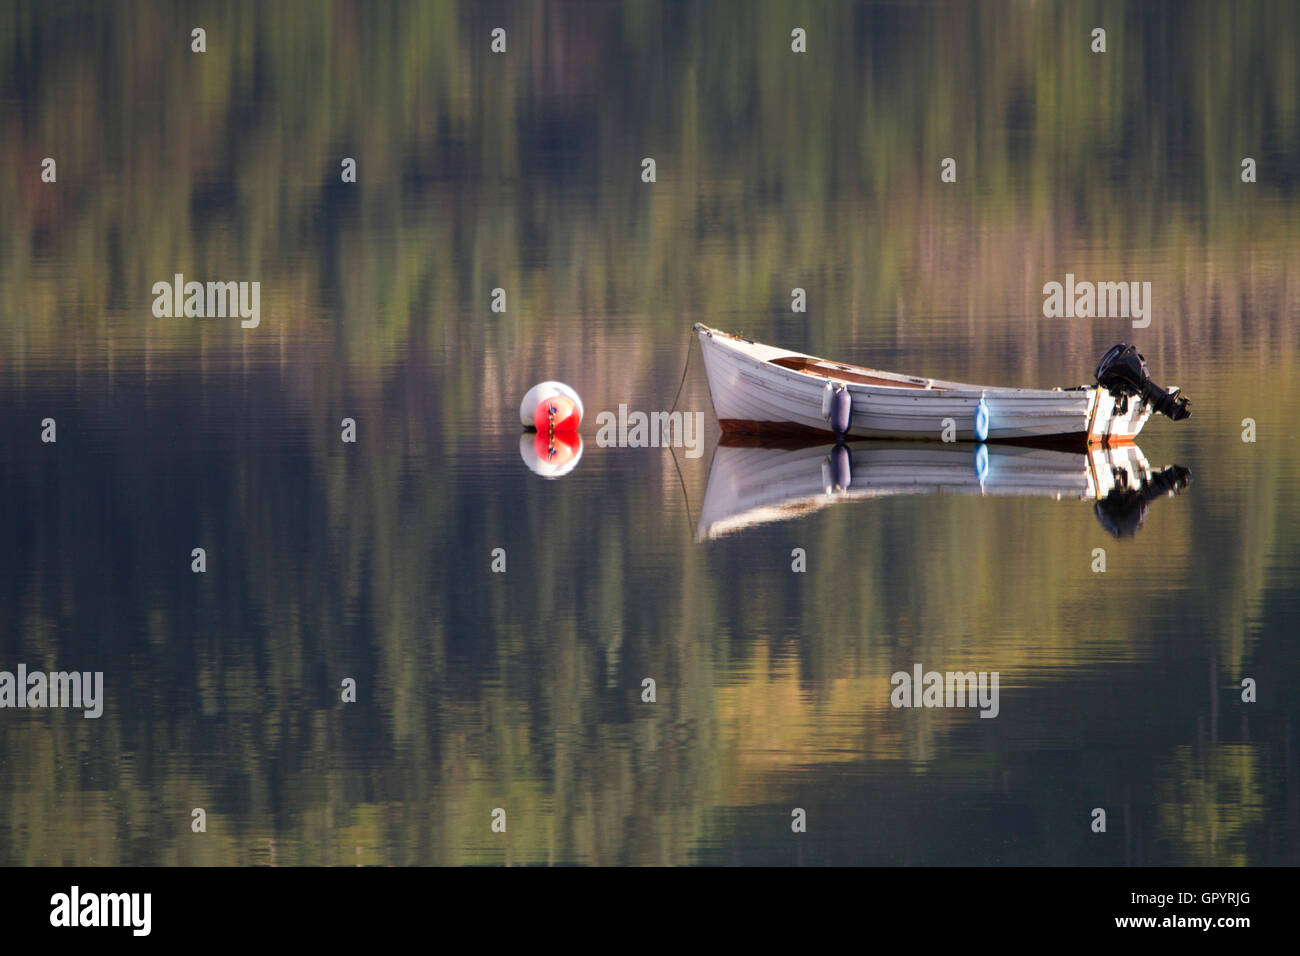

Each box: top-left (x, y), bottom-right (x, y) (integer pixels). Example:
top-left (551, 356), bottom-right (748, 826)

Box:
top-left (1, 1), bottom-right (1298, 865)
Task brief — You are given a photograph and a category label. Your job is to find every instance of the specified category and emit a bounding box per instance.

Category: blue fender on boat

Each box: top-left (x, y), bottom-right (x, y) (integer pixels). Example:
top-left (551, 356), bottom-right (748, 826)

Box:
top-left (831, 387), bottom-right (852, 437)
top-left (974, 397), bottom-right (990, 442)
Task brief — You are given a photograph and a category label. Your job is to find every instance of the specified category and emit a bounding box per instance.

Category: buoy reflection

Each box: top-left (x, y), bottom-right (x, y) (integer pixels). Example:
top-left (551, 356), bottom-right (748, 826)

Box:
top-left (519, 431), bottom-right (583, 479)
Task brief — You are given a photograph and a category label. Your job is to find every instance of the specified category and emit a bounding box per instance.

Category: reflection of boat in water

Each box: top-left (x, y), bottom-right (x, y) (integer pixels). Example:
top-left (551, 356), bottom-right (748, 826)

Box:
top-left (696, 439), bottom-right (1190, 541)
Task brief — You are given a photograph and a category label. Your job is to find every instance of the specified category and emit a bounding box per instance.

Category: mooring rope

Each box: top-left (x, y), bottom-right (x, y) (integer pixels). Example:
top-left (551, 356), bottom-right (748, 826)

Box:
top-left (666, 327), bottom-right (699, 534)
top-left (668, 325), bottom-right (696, 414)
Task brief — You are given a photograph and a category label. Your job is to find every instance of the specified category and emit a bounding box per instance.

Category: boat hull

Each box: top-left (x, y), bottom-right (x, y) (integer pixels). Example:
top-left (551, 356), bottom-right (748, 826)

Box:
top-left (695, 325), bottom-right (1151, 444)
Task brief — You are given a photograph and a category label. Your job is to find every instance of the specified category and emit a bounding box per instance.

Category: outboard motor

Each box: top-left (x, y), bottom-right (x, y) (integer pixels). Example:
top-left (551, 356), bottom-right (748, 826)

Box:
top-left (1094, 344), bottom-right (1191, 420)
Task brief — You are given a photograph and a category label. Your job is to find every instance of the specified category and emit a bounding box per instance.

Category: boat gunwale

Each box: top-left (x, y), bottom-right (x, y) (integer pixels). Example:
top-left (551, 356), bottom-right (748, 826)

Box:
top-left (695, 323), bottom-right (1092, 400)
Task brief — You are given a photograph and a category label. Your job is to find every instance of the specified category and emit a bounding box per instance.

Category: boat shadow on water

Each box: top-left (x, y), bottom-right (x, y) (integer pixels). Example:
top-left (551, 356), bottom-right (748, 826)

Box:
top-left (696, 437), bottom-right (1191, 542)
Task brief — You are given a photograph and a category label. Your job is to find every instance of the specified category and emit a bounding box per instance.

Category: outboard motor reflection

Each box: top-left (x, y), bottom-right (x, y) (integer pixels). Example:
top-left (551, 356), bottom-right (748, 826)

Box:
top-left (1094, 464), bottom-right (1192, 538)
top-left (1095, 344), bottom-right (1191, 420)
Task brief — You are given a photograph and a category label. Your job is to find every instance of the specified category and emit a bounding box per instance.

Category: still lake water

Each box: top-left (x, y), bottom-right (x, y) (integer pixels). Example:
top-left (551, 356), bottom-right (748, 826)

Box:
top-left (1, 1), bottom-right (1298, 865)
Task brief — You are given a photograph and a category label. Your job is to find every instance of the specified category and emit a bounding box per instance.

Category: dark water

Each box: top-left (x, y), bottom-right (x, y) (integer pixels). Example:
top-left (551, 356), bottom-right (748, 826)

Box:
top-left (1, 1), bottom-right (1298, 865)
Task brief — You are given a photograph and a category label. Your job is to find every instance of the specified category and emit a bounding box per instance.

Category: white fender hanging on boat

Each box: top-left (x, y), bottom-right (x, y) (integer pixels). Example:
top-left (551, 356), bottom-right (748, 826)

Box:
top-left (821, 381), bottom-right (834, 420)
top-left (519, 381), bottom-right (583, 433)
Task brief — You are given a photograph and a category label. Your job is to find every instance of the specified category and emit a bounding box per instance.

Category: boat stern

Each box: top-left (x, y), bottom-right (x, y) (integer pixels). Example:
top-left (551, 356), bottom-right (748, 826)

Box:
top-left (1085, 387), bottom-right (1151, 444)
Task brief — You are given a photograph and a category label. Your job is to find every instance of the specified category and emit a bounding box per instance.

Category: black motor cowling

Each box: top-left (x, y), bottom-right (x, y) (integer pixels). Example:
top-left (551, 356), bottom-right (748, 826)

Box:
top-left (1094, 344), bottom-right (1190, 420)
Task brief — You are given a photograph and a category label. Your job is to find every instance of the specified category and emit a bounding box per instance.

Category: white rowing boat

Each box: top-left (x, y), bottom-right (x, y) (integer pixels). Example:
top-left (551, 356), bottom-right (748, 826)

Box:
top-left (696, 439), bottom-right (1190, 541)
top-left (693, 324), bottom-right (1189, 444)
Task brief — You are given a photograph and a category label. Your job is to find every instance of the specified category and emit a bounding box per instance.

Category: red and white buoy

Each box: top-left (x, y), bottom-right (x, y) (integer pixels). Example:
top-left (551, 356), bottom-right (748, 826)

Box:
top-left (519, 381), bottom-right (584, 478)
top-left (519, 381), bottom-right (583, 434)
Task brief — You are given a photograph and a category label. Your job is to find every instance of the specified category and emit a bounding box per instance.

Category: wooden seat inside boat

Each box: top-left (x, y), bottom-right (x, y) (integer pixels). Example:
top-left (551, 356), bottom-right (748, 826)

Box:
top-left (770, 356), bottom-right (932, 389)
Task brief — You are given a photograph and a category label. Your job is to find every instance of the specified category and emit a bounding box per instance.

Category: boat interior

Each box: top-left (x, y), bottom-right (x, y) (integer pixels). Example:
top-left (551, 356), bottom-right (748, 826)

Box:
top-left (769, 355), bottom-right (934, 390)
